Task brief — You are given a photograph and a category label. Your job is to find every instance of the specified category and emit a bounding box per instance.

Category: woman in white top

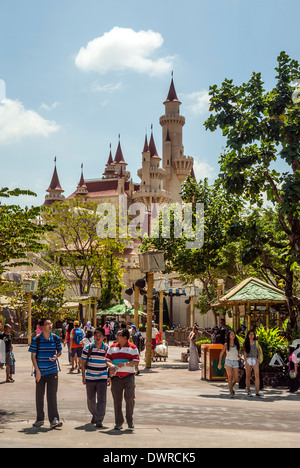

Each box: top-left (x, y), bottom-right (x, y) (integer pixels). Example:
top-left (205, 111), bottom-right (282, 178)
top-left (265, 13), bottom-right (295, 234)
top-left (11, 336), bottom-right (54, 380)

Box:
top-left (218, 331), bottom-right (241, 398)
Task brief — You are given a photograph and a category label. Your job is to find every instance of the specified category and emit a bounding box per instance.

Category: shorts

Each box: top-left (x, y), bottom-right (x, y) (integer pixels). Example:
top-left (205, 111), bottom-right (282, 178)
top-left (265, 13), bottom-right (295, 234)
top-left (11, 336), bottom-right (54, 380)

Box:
top-left (71, 347), bottom-right (83, 358)
top-left (225, 359), bottom-right (239, 369)
top-left (151, 339), bottom-right (156, 350)
top-left (5, 352), bottom-right (12, 366)
top-left (246, 357), bottom-right (257, 367)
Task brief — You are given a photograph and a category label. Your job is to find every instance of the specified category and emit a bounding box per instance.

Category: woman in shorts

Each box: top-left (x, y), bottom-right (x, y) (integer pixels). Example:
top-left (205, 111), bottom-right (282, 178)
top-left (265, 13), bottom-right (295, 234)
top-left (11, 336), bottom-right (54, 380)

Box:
top-left (218, 331), bottom-right (241, 398)
top-left (243, 330), bottom-right (262, 397)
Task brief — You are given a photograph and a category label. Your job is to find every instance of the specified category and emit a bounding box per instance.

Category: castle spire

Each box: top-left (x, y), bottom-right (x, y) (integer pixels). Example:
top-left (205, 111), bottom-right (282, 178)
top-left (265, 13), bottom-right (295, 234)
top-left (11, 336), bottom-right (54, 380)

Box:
top-left (76, 163), bottom-right (88, 197)
top-left (107, 143), bottom-right (114, 165)
top-left (143, 133), bottom-right (149, 153)
top-left (114, 136), bottom-right (127, 164)
top-left (77, 163), bottom-right (87, 188)
top-left (47, 157), bottom-right (64, 192)
top-left (148, 125), bottom-right (160, 159)
top-left (44, 157), bottom-right (65, 206)
top-left (165, 73), bottom-right (180, 102)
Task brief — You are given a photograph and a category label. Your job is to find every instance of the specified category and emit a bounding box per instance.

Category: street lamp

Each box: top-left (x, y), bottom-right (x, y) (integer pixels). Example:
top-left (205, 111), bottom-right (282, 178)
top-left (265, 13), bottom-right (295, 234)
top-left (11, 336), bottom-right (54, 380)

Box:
top-left (139, 250), bottom-right (165, 369)
top-left (21, 279), bottom-right (38, 345)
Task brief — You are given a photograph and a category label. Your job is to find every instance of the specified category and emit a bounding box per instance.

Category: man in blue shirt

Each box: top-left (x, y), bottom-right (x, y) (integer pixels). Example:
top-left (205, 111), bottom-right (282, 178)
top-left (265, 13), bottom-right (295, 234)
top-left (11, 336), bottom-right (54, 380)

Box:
top-left (29, 318), bottom-right (63, 429)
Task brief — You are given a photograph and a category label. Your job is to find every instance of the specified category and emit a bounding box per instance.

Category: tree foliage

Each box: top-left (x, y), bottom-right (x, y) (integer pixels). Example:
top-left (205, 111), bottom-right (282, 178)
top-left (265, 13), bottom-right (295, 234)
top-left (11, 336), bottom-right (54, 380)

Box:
top-left (42, 198), bottom-right (125, 317)
top-left (0, 187), bottom-right (52, 274)
top-left (204, 51), bottom-right (300, 325)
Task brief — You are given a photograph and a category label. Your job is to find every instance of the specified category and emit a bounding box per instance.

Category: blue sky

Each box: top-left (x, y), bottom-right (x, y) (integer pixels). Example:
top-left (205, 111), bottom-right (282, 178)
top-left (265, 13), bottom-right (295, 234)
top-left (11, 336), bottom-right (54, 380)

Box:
top-left (0, 0), bottom-right (299, 207)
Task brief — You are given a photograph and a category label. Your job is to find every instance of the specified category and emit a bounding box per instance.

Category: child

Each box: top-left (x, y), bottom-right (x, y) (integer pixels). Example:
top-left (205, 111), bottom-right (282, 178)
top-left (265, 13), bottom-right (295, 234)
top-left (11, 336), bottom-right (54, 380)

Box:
top-left (10, 349), bottom-right (15, 382)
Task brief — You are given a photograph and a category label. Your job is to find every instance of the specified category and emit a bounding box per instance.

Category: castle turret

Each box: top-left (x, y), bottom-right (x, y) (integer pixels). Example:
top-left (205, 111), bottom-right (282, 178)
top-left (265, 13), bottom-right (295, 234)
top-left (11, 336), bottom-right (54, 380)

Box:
top-left (159, 76), bottom-right (194, 202)
top-left (102, 144), bottom-right (118, 179)
top-left (113, 136), bottom-right (130, 181)
top-left (76, 164), bottom-right (88, 197)
top-left (133, 130), bottom-right (172, 208)
top-left (44, 158), bottom-right (65, 206)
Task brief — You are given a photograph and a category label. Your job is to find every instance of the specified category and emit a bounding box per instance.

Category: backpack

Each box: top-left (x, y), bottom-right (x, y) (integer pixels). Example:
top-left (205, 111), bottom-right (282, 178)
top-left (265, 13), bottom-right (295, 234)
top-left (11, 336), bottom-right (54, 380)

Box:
top-left (86, 342), bottom-right (109, 365)
top-left (73, 328), bottom-right (84, 345)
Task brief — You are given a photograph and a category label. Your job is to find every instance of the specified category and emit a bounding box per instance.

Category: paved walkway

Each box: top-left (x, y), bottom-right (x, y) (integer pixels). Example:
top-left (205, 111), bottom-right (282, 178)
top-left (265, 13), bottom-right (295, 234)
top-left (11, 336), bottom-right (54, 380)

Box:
top-left (0, 344), bottom-right (300, 448)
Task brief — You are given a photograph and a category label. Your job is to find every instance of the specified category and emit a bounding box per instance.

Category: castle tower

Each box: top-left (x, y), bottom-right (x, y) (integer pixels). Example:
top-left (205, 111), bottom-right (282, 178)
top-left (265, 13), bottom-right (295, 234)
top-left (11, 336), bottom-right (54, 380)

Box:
top-left (113, 136), bottom-right (130, 181)
top-left (133, 129), bottom-right (172, 208)
top-left (44, 158), bottom-right (65, 206)
top-left (75, 164), bottom-right (88, 197)
top-left (102, 144), bottom-right (118, 179)
top-left (159, 76), bottom-right (194, 203)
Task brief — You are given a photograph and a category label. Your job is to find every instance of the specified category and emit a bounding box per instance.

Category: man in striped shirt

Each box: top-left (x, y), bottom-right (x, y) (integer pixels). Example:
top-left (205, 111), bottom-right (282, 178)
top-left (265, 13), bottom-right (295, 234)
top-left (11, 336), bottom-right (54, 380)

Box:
top-left (81, 327), bottom-right (112, 428)
top-left (106, 328), bottom-right (140, 431)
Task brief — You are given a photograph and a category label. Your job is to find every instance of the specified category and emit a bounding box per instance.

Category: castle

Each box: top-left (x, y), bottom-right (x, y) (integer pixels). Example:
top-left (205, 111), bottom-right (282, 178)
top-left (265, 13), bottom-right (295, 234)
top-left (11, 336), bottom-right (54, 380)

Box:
top-left (44, 77), bottom-right (195, 209)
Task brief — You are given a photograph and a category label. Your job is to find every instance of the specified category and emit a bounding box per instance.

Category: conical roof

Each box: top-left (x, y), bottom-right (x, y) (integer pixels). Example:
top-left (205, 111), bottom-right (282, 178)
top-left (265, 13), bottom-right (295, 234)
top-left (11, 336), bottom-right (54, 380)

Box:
top-left (148, 130), bottom-right (160, 158)
top-left (77, 164), bottom-right (87, 188)
top-left (143, 134), bottom-right (149, 153)
top-left (47, 160), bottom-right (64, 193)
top-left (106, 145), bottom-right (114, 165)
top-left (114, 139), bottom-right (127, 164)
top-left (165, 77), bottom-right (179, 102)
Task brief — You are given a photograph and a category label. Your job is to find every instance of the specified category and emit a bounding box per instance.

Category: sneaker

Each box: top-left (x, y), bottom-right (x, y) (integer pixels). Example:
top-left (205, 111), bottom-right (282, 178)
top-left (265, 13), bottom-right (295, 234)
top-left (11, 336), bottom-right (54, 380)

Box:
top-left (127, 424), bottom-right (135, 431)
top-left (50, 418), bottom-right (63, 429)
top-left (114, 424), bottom-right (123, 431)
top-left (230, 393), bottom-right (235, 399)
top-left (33, 421), bottom-right (44, 427)
top-left (247, 391), bottom-right (253, 397)
top-left (256, 392), bottom-right (263, 397)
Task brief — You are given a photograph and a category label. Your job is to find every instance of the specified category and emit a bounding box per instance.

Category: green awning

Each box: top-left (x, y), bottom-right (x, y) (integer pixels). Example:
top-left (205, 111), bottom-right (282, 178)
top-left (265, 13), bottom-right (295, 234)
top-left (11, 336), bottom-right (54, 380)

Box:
top-left (97, 303), bottom-right (146, 317)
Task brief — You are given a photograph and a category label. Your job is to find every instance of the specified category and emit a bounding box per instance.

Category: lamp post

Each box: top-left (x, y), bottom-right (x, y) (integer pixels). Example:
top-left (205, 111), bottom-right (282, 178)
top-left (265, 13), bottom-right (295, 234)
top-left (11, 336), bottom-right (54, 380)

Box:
top-left (90, 287), bottom-right (101, 328)
top-left (21, 279), bottom-right (38, 345)
top-left (139, 250), bottom-right (165, 369)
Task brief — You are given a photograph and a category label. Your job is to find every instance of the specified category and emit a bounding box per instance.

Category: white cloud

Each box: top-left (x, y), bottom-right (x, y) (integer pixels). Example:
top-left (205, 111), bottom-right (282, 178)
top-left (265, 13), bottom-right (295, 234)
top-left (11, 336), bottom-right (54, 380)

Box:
top-left (184, 90), bottom-right (210, 115)
top-left (193, 159), bottom-right (217, 182)
top-left (0, 98), bottom-right (60, 144)
top-left (91, 80), bottom-right (122, 93)
top-left (40, 101), bottom-right (60, 111)
top-left (75, 27), bottom-right (174, 76)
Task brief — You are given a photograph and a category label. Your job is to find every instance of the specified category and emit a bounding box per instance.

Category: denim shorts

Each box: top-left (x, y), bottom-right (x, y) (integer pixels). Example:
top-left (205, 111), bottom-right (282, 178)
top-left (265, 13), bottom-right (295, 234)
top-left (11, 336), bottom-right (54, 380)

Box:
top-left (225, 359), bottom-right (239, 369)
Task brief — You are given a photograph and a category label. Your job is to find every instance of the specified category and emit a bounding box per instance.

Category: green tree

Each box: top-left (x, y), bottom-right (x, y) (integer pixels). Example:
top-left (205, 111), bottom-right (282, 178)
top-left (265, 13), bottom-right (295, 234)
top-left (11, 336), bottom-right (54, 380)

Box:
top-left (43, 198), bottom-right (125, 320)
top-left (0, 188), bottom-right (52, 274)
top-left (143, 176), bottom-right (243, 324)
top-left (204, 51), bottom-right (300, 326)
top-left (31, 265), bottom-right (69, 324)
